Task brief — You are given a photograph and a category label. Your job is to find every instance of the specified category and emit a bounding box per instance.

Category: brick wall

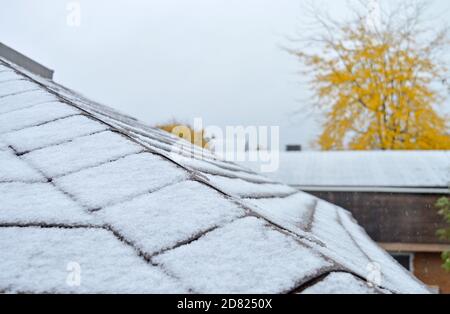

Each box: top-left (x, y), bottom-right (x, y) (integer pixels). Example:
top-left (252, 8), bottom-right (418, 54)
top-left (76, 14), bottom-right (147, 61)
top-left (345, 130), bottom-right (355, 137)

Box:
top-left (414, 253), bottom-right (450, 294)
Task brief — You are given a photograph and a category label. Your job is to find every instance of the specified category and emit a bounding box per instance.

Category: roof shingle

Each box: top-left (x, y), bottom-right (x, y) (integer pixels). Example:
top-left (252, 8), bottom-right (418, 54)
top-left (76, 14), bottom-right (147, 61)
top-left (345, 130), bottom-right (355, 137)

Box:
top-left (0, 56), bottom-right (430, 294)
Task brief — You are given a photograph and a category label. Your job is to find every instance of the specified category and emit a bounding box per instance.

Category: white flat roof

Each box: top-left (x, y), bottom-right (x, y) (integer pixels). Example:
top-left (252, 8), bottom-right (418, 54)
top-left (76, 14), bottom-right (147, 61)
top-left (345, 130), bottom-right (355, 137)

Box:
top-left (243, 151), bottom-right (450, 190)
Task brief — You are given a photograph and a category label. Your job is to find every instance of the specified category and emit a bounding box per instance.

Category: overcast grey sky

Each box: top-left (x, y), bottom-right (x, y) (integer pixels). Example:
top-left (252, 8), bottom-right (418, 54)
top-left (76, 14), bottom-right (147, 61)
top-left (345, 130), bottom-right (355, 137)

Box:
top-left (1, 0), bottom-right (449, 149)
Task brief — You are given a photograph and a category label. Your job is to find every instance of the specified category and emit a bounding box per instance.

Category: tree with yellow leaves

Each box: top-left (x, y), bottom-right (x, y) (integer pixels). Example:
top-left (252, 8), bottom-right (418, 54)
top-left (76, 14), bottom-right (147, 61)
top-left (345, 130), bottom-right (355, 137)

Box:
top-left (156, 120), bottom-right (210, 149)
top-left (290, 0), bottom-right (450, 150)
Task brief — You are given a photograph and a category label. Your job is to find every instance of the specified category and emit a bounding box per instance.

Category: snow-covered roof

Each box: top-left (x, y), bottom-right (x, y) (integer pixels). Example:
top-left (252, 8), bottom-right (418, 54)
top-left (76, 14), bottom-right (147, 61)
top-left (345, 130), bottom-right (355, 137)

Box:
top-left (243, 151), bottom-right (450, 191)
top-left (0, 56), bottom-right (430, 294)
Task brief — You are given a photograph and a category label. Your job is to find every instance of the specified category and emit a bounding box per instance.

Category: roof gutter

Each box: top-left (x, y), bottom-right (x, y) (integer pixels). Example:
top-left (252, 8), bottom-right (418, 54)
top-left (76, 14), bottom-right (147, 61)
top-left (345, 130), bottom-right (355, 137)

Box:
top-left (379, 242), bottom-right (450, 253)
top-left (294, 185), bottom-right (450, 195)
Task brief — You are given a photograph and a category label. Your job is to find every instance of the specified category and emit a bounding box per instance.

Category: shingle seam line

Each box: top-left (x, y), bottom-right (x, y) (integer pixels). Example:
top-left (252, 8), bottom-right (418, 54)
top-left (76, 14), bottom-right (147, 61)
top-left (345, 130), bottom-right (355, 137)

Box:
top-left (0, 58), bottom-right (327, 258)
top-left (7, 145), bottom-right (93, 214)
top-left (15, 129), bottom-right (110, 156)
top-left (0, 88), bottom-right (40, 99)
top-left (287, 270), bottom-right (391, 294)
top-left (148, 215), bottom-right (247, 260)
top-left (0, 100), bottom-right (61, 116)
top-left (0, 113), bottom-right (81, 135)
top-left (88, 178), bottom-right (189, 213)
top-left (0, 78), bottom-right (27, 84)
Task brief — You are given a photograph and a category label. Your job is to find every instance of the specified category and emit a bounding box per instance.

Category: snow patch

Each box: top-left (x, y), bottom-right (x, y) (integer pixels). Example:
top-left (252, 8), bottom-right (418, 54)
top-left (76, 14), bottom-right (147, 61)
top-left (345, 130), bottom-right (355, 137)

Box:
top-left (0, 91), bottom-right (58, 114)
top-left (0, 182), bottom-right (97, 225)
top-left (55, 153), bottom-right (188, 209)
top-left (154, 217), bottom-right (331, 293)
top-left (25, 131), bottom-right (143, 177)
top-left (1, 115), bottom-right (108, 153)
top-left (301, 272), bottom-right (378, 294)
top-left (0, 149), bottom-right (44, 182)
top-left (0, 227), bottom-right (185, 293)
top-left (244, 192), bottom-right (316, 232)
top-left (205, 174), bottom-right (296, 198)
top-left (0, 102), bottom-right (79, 134)
top-left (98, 180), bottom-right (244, 256)
top-left (0, 79), bottom-right (39, 97)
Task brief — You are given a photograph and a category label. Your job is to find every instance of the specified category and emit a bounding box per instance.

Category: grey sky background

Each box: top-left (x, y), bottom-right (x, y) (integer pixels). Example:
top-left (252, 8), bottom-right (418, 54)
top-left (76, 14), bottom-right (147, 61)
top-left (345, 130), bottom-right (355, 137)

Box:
top-left (1, 0), bottom-right (449, 150)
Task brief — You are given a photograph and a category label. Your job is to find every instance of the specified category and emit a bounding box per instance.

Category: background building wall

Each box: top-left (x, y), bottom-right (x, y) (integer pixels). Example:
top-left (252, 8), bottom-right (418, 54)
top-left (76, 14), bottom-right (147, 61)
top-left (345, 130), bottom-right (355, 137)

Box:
top-left (414, 253), bottom-right (450, 294)
top-left (309, 191), bottom-right (448, 244)
top-left (308, 191), bottom-right (450, 293)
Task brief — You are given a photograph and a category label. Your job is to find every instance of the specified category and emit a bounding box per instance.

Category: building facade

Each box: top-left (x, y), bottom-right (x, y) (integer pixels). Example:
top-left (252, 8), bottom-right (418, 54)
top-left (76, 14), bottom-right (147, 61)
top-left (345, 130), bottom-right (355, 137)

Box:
top-left (310, 190), bottom-right (450, 294)
top-left (243, 151), bottom-right (450, 293)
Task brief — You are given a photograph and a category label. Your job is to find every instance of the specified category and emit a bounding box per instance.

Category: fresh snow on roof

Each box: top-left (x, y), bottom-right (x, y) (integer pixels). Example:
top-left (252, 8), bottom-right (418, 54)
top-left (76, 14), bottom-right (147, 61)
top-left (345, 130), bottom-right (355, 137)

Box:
top-left (55, 152), bottom-right (188, 209)
top-left (0, 70), bottom-right (21, 82)
top-left (2, 115), bottom-right (108, 153)
top-left (0, 102), bottom-right (79, 134)
top-left (154, 217), bottom-right (332, 293)
top-left (24, 131), bottom-right (143, 177)
top-left (0, 139), bottom-right (7, 151)
top-left (243, 192), bottom-right (316, 232)
top-left (0, 227), bottom-right (185, 293)
top-left (97, 180), bottom-right (244, 256)
top-left (0, 182), bottom-right (97, 225)
top-left (205, 174), bottom-right (297, 198)
top-left (0, 91), bottom-right (58, 114)
top-left (301, 272), bottom-right (381, 294)
top-left (0, 149), bottom-right (45, 182)
top-left (242, 151), bottom-right (450, 188)
top-left (0, 79), bottom-right (39, 97)
top-left (0, 56), bottom-right (431, 294)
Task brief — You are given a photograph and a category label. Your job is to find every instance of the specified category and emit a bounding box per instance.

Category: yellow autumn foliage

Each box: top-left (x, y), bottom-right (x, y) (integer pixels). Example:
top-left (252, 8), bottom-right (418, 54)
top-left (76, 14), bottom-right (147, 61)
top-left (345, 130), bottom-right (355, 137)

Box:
top-left (157, 121), bottom-right (210, 149)
top-left (291, 1), bottom-right (450, 150)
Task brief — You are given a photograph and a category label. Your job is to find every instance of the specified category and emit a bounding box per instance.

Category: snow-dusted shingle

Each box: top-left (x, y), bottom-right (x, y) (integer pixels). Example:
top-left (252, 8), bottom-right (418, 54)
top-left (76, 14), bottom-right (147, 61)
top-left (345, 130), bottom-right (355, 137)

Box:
top-left (171, 154), bottom-right (275, 184)
top-left (0, 182), bottom-right (97, 225)
top-left (0, 55), bottom-right (431, 294)
top-left (0, 90), bottom-right (58, 114)
top-left (154, 217), bottom-right (332, 293)
top-left (24, 131), bottom-right (143, 177)
top-left (244, 192), bottom-right (317, 233)
top-left (0, 139), bottom-right (7, 151)
top-left (0, 149), bottom-right (44, 182)
top-left (1, 115), bottom-right (108, 153)
top-left (0, 70), bottom-right (20, 82)
top-left (54, 153), bottom-right (188, 209)
top-left (0, 102), bottom-right (79, 134)
top-left (205, 174), bottom-right (297, 198)
top-left (301, 272), bottom-right (380, 294)
top-left (308, 201), bottom-right (373, 275)
top-left (0, 227), bottom-right (185, 293)
top-left (0, 79), bottom-right (39, 97)
top-left (98, 181), bottom-right (244, 256)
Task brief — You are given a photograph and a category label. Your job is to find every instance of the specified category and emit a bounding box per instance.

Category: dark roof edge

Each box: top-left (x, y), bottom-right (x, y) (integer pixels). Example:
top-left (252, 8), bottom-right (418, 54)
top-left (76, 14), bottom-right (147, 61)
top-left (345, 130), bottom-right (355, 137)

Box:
top-left (294, 185), bottom-right (450, 194)
top-left (379, 242), bottom-right (450, 253)
top-left (0, 42), bottom-right (54, 80)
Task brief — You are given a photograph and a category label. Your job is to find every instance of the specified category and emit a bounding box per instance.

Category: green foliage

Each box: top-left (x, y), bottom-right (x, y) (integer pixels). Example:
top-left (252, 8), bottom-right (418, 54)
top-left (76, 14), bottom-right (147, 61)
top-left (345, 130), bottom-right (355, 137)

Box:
top-left (436, 197), bottom-right (450, 271)
top-left (442, 252), bottom-right (450, 273)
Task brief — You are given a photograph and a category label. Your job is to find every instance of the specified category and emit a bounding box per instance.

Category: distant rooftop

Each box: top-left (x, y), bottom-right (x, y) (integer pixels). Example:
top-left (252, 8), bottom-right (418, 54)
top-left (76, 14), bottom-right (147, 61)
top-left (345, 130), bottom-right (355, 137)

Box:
top-left (242, 151), bottom-right (450, 193)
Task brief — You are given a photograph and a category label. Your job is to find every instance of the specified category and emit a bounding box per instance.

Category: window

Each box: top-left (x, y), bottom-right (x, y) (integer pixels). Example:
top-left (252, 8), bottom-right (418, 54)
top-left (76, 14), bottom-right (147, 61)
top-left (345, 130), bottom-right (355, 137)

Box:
top-left (390, 253), bottom-right (414, 271)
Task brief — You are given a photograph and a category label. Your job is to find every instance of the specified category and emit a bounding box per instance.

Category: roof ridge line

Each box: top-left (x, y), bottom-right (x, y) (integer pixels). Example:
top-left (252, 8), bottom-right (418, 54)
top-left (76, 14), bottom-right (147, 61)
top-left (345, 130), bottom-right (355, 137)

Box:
top-left (0, 58), bottom-right (326, 248)
top-left (336, 208), bottom-right (431, 293)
